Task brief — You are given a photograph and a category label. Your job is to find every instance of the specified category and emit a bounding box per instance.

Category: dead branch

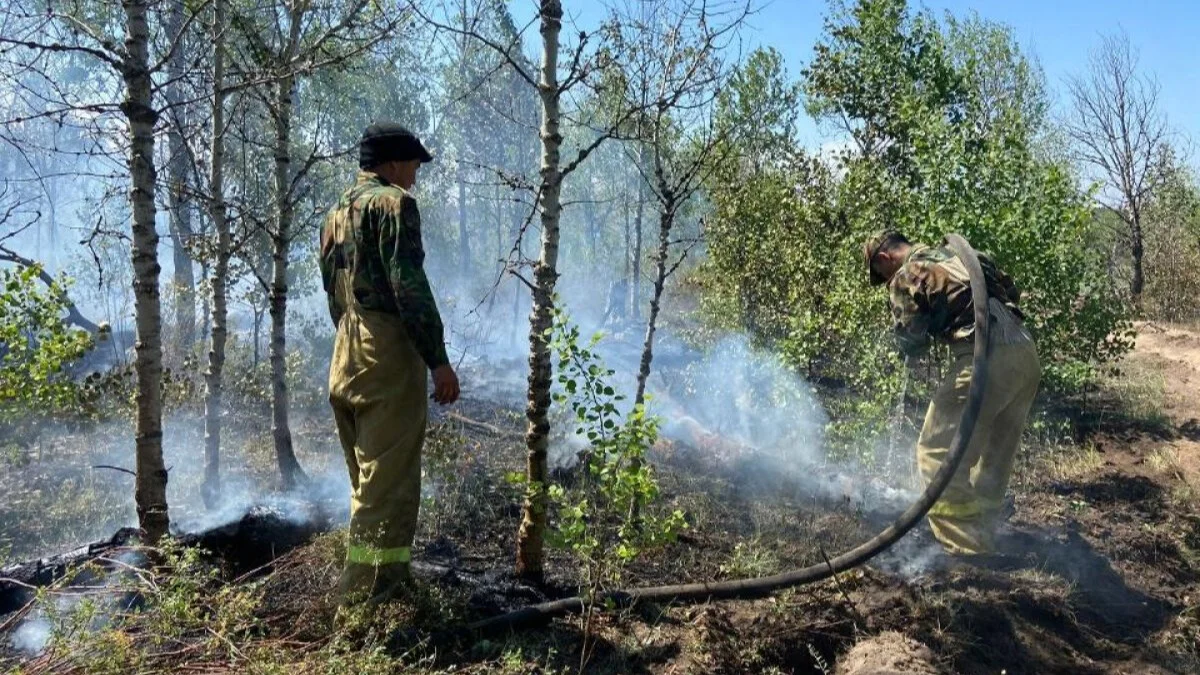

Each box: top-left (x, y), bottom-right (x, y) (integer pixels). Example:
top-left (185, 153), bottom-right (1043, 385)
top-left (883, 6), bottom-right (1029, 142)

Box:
top-left (444, 411), bottom-right (520, 438)
top-left (92, 464), bottom-right (137, 477)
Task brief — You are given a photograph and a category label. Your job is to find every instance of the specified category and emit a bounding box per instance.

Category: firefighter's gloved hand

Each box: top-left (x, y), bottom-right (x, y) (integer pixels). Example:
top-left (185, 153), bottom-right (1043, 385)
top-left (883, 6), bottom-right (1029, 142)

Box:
top-left (432, 364), bottom-right (460, 405)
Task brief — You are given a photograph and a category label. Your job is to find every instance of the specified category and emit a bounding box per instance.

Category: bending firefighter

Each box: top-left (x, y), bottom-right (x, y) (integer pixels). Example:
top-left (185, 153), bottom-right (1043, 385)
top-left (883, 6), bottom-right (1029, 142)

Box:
top-left (319, 122), bottom-right (461, 606)
top-left (865, 231), bottom-right (1041, 555)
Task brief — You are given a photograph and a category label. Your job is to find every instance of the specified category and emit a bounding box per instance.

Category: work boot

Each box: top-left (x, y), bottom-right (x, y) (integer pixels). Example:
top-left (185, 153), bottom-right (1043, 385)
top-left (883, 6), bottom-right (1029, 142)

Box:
top-left (366, 562), bottom-right (415, 606)
top-left (1000, 495), bottom-right (1016, 522)
top-left (337, 561), bottom-right (414, 609)
top-left (334, 562), bottom-right (416, 633)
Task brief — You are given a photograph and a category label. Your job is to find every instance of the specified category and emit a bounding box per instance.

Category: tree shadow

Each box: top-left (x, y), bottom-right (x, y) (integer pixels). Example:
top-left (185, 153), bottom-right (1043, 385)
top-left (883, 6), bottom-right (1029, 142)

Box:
top-left (1179, 418), bottom-right (1200, 442)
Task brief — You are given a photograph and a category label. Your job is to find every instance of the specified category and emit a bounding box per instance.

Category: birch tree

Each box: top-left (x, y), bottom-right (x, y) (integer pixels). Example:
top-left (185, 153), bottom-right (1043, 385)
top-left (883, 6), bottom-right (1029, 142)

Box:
top-left (609, 0), bottom-right (752, 407)
top-left (1066, 31), bottom-right (1173, 304)
top-left (415, 0), bottom-right (602, 580)
top-left (416, 0), bottom-right (731, 580)
top-left (123, 0), bottom-right (171, 541)
top-left (163, 0), bottom-right (196, 354)
top-left (201, 0), bottom-right (230, 506)
top-left (0, 0), bottom-right (200, 541)
top-left (229, 0), bottom-right (401, 489)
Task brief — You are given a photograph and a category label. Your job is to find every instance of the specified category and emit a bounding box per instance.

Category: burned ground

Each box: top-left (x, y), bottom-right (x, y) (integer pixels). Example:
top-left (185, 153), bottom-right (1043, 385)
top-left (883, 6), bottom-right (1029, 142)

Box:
top-left (2, 326), bottom-right (1200, 674)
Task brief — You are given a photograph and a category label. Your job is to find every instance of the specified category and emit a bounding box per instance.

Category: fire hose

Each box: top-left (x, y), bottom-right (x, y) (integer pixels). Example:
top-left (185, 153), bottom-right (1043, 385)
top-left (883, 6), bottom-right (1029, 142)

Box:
top-left (465, 233), bottom-right (993, 635)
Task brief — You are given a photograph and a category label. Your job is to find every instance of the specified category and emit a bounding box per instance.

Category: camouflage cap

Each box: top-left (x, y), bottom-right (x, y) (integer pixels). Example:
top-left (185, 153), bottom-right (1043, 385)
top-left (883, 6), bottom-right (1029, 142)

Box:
top-left (864, 229), bottom-right (904, 286)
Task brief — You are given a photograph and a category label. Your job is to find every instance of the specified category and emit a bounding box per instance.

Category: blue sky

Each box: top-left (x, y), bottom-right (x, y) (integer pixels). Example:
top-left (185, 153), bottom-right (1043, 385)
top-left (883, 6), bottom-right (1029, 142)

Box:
top-left (509, 0), bottom-right (1199, 152)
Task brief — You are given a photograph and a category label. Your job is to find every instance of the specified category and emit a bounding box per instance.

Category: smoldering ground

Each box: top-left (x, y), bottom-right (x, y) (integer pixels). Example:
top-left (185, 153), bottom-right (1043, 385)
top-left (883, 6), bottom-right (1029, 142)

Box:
top-left (0, 212), bottom-right (935, 568)
top-left (0, 158), bottom-right (948, 663)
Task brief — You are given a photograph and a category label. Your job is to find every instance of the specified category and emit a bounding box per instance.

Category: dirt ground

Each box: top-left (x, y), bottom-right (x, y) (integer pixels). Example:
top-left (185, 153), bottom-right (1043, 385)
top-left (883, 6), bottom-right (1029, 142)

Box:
top-left (3, 325), bottom-right (1200, 674)
top-left (529, 325), bottom-right (1200, 674)
top-left (813, 324), bottom-right (1200, 675)
top-left (246, 324), bottom-right (1200, 674)
top-left (1127, 322), bottom-right (1200, 485)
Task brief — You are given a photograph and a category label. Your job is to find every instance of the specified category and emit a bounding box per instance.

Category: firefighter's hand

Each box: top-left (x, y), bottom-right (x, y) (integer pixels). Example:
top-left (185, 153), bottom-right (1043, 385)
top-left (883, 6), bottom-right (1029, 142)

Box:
top-left (431, 364), bottom-right (460, 405)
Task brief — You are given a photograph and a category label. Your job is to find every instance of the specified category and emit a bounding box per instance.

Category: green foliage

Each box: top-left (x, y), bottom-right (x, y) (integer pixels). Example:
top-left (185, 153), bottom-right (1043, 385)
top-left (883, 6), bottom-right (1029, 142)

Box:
top-left (0, 266), bottom-right (93, 437)
top-left (719, 539), bottom-right (781, 579)
top-left (804, 0), bottom-right (966, 180)
top-left (700, 0), bottom-right (1133, 463)
top-left (545, 305), bottom-right (686, 585)
top-left (1143, 162), bottom-right (1200, 323)
top-left (27, 541), bottom-right (261, 673)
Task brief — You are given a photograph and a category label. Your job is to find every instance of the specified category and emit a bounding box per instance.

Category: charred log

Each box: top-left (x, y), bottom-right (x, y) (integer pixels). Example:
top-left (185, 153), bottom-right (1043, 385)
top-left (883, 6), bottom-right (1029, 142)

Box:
top-left (0, 505), bottom-right (326, 618)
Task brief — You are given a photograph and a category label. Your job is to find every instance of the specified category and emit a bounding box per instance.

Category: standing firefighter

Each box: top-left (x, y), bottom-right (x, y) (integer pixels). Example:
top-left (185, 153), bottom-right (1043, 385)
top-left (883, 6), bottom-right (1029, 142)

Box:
top-left (865, 231), bottom-right (1040, 555)
top-left (320, 122), bottom-right (460, 606)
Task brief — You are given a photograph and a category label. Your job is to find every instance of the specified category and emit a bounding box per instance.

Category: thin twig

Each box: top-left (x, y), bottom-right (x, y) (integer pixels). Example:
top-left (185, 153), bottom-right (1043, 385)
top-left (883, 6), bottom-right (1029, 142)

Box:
top-left (92, 464), bottom-right (136, 477)
top-left (819, 544), bottom-right (866, 630)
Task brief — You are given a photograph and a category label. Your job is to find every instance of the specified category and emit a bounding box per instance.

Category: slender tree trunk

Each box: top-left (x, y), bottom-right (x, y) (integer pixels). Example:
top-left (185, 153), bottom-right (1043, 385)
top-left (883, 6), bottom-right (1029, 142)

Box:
top-left (515, 0), bottom-right (563, 583)
top-left (457, 157), bottom-right (471, 272)
top-left (1130, 211), bottom-right (1145, 303)
top-left (628, 199), bottom-right (675, 527)
top-left (583, 198), bottom-right (599, 272)
top-left (510, 179), bottom-right (525, 347)
top-left (253, 305), bottom-right (262, 366)
top-left (623, 195), bottom-right (631, 287)
top-left (122, 0), bottom-right (169, 543)
top-left (634, 205), bottom-right (675, 405)
top-left (165, 0), bottom-right (195, 356)
top-left (632, 146), bottom-right (645, 322)
top-left (495, 182), bottom-right (503, 263)
top-left (202, 0), bottom-right (229, 509)
top-left (269, 73), bottom-right (306, 490)
top-left (199, 257), bottom-right (210, 341)
top-left (456, 6), bottom-right (471, 276)
top-left (46, 184), bottom-right (57, 268)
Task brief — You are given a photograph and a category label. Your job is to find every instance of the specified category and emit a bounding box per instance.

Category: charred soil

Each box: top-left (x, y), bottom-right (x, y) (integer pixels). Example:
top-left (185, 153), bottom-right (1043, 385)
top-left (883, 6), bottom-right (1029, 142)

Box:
top-left (3, 327), bottom-right (1200, 674)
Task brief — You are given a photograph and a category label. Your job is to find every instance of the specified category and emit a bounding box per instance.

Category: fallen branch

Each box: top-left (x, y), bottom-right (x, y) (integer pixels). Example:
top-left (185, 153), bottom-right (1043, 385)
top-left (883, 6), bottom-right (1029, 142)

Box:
top-left (820, 543), bottom-right (866, 628)
top-left (444, 411), bottom-right (520, 438)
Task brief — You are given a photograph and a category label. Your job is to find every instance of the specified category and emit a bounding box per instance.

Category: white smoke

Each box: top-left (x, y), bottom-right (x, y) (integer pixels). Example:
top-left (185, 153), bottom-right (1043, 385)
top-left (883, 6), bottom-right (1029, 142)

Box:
top-left (650, 334), bottom-right (828, 462)
top-left (8, 549), bottom-right (147, 657)
top-left (9, 618), bottom-right (50, 655)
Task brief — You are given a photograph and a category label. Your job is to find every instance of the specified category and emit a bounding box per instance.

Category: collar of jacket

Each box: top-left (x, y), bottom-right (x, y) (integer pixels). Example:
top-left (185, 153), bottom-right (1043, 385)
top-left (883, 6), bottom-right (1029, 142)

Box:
top-left (355, 170), bottom-right (390, 187)
top-left (885, 243), bottom-right (927, 288)
top-left (903, 243), bottom-right (929, 264)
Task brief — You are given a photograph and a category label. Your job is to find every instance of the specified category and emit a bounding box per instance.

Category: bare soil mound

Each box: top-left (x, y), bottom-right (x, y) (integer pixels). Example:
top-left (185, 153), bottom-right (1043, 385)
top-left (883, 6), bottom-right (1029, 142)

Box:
top-left (836, 632), bottom-right (939, 675)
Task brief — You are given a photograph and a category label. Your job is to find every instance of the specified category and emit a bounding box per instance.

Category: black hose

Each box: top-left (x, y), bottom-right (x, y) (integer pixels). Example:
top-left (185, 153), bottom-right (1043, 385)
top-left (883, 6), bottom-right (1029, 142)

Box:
top-left (466, 233), bottom-right (993, 635)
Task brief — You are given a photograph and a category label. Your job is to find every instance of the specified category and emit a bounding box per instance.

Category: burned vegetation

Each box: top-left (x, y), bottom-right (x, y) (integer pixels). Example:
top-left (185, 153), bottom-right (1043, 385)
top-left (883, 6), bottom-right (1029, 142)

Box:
top-left (2, 0), bottom-right (1200, 673)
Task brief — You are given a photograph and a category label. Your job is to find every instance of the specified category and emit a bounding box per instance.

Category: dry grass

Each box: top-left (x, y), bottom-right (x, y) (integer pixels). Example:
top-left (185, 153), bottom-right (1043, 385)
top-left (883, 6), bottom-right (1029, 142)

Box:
top-left (1041, 443), bottom-right (1106, 482)
top-left (1094, 359), bottom-right (1172, 431)
top-left (3, 347), bottom-right (1198, 674)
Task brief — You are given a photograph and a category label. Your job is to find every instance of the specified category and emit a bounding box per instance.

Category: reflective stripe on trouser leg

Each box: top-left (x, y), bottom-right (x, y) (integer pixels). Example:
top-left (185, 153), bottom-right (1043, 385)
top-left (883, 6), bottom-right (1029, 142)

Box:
top-left (917, 338), bottom-right (1039, 555)
top-left (328, 306), bottom-right (427, 601)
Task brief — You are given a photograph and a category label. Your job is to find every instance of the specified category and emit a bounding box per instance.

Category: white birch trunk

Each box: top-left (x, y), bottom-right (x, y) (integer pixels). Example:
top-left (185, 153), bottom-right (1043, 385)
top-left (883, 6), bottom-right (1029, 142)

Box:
top-left (269, 71), bottom-right (305, 489)
top-left (165, 0), bottom-right (195, 355)
top-left (515, 0), bottom-right (563, 582)
top-left (122, 0), bottom-right (169, 542)
top-left (201, 0), bottom-right (229, 508)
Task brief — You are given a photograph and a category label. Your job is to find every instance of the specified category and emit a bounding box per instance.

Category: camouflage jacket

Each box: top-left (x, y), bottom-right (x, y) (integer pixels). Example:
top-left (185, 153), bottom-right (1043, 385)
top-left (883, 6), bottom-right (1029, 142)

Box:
top-left (887, 244), bottom-right (1023, 356)
top-left (319, 171), bottom-right (449, 369)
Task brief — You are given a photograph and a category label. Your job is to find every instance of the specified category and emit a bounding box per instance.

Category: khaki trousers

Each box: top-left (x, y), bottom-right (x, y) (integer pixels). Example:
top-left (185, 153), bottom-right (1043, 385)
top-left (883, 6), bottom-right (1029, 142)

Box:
top-left (328, 306), bottom-right (427, 603)
top-left (917, 308), bottom-right (1040, 555)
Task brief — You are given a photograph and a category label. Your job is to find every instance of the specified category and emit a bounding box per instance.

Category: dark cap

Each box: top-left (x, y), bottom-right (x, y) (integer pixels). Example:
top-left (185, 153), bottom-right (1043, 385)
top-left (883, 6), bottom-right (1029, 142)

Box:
top-left (359, 122), bottom-right (433, 169)
top-left (864, 229), bottom-right (906, 286)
